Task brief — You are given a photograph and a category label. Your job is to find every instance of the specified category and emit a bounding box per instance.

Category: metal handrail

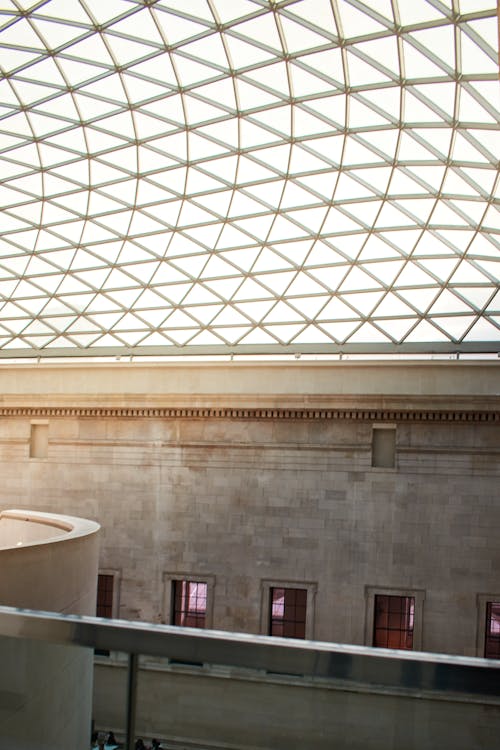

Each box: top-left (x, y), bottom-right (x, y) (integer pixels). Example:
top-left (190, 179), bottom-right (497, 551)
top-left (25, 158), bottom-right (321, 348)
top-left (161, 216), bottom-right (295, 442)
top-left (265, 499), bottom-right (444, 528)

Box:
top-left (1, 605), bottom-right (499, 748)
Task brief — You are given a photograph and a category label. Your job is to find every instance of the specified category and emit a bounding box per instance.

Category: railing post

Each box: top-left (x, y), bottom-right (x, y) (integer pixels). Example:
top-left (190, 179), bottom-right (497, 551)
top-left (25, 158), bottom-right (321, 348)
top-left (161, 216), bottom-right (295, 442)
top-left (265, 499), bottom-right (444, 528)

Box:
top-left (125, 652), bottom-right (138, 750)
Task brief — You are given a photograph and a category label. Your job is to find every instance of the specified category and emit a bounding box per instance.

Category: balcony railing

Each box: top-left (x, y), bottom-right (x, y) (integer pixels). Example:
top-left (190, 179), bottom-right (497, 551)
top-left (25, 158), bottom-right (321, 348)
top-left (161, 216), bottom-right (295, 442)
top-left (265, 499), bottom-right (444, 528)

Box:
top-left (0, 605), bottom-right (499, 750)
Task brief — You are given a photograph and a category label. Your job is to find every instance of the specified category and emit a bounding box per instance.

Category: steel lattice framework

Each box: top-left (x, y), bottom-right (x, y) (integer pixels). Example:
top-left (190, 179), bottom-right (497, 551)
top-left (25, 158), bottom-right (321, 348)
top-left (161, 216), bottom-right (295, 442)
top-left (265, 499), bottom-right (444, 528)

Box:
top-left (0, 0), bottom-right (498, 358)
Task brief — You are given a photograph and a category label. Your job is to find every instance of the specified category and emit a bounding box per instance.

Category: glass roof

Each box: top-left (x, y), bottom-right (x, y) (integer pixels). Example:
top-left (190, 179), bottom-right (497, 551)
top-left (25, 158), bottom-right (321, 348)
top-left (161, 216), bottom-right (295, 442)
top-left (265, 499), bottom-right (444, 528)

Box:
top-left (0, 0), bottom-right (498, 358)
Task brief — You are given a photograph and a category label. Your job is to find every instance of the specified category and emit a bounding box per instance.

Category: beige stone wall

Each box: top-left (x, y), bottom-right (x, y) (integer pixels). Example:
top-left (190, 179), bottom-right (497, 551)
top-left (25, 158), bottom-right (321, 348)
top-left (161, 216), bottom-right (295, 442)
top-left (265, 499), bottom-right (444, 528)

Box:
top-left (94, 659), bottom-right (500, 750)
top-left (0, 361), bottom-right (498, 659)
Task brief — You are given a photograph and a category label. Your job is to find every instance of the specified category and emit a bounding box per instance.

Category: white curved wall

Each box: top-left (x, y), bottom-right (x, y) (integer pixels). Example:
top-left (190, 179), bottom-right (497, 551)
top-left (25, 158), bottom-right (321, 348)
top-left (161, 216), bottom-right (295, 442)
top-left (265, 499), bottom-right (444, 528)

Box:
top-left (0, 509), bottom-right (100, 750)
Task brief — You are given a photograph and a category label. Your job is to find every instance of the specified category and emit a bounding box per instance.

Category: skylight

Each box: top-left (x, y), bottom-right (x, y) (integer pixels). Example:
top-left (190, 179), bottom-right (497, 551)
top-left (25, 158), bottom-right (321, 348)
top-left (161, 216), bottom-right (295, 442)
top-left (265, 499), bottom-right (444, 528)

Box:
top-left (0, 0), bottom-right (498, 357)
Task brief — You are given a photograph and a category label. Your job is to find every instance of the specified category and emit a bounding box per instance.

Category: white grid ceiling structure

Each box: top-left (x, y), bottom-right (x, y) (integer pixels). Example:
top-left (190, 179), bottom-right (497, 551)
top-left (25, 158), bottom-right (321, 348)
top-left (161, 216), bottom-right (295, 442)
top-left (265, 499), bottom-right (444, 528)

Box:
top-left (0, 0), bottom-right (498, 358)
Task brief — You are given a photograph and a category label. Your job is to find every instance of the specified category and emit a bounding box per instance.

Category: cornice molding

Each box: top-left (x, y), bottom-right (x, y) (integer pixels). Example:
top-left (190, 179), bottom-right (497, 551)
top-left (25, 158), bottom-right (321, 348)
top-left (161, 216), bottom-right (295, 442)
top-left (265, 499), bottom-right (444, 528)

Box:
top-left (0, 406), bottom-right (498, 422)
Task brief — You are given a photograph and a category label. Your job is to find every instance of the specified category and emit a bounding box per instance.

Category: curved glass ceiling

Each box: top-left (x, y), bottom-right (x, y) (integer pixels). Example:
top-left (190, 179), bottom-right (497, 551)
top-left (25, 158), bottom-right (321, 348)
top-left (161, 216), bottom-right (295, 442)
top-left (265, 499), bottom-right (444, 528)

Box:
top-left (0, 0), bottom-right (498, 357)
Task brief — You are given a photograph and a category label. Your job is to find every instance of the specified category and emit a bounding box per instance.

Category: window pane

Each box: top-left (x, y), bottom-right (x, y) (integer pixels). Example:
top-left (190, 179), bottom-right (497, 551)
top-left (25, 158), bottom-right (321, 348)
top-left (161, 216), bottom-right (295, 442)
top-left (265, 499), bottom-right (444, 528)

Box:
top-left (485, 602), bottom-right (500, 658)
top-left (270, 587), bottom-right (307, 639)
top-left (374, 594), bottom-right (414, 650)
top-left (172, 580), bottom-right (207, 628)
top-left (96, 574), bottom-right (114, 618)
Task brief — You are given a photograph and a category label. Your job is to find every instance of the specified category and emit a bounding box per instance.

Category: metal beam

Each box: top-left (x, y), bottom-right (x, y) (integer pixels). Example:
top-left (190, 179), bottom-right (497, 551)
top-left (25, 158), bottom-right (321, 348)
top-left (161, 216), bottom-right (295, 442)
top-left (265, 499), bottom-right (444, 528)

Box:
top-left (0, 606), bottom-right (498, 700)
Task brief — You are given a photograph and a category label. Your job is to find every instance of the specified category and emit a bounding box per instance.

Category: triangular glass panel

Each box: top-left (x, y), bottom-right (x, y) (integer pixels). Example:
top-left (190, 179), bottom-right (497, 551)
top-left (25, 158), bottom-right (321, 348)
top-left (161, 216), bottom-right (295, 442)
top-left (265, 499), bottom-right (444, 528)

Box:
top-left (233, 277), bottom-right (273, 300)
top-left (360, 86), bottom-right (401, 123)
top-left (211, 306), bottom-right (251, 326)
top-left (333, 173), bottom-right (373, 202)
top-left (286, 206), bottom-right (328, 234)
top-left (405, 165), bottom-right (446, 193)
top-left (453, 132), bottom-right (490, 164)
top-left (322, 208), bottom-right (363, 234)
top-left (293, 107), bottom-right (332, 137)
top-left (429, 289), bottom-right (474, 314)
top-left (308, 264), bottom-right (350, 292)
top-left (263, 300), bottom-right (304, 324)
top-left (354, 36), bottom-right (400, 78)
top-left (401, 40), bottom-right (446, 79)
top-left (396, 287), bottom-right (438, 313)
top-left (394, 262), bottom-right (439, 287)
top-left (405, 319), bottom-right (450, 342)
top-left (152, 11), bottom-right (207, 46)
top-left (218, 248), bottom-right (260, 273)
top-left (262, 323), bottom-right (306, 343)
top-left (255, 270), bottom-right (295, 295)
top-left (429, 315), bottom-right (477, 341)
top-left (460, 27), bottom-right (498, 76)
top-left (252, 248), bottom-right (294, 273)
top-left (412, 26), bottom-right (456, 71)
top-left (233, 300), bottom-right (274, 321)
top-left (327, 234), bottom-right (366, 261)
top-left (154, 283), bottom-right (191, 305)
top-left (372, 292), bottom-right (416, 318)
top-left (318, 320), bottom-right (360, 342)
top-left (337, 3), bottom-right (387, 38)
top-left (375, 317), bottom-right (417, 342)
top-left (459, 86), bottom-right (496, 125)
top-left (317, 297), bottom-right (358, 321)
top-left (463, 317), bottom-right (500, 342)
top-left (375, 202), bottom-right (419, 228)
top-left (286, 271), bottom-right (328, 296)
top-left (296, 172), bottom-right (338, 202)
top-left (280, 15), bottom-right (330, 54)
top-left (442, 169), bottom-right (480, 198)
top-left (236, 14), bottom-right (283, 52)
top-left (428, 202), bottom-right (469, 227)
top-left (358, 128), bottom-right (399, 160)
top-left (467, 234), bottom-right (499, 259)
top-left (448, 199), bottom-right (487, 225)
top-left (338, 267), bottom-right (383, 292)
top-left (268, 214), bottom-right (309, 242)
top-left (300, 48), bottom-right (344, 84)
top-left (412, 231), bottom-right (453, 257)
top-left (350, 166), bottom-right (392, 195)
top-left (236, 156), bottom-right (279, 184)
top-left (307, 92), bottom-right (347, 130)
top-left (238, 327), bottom-right (279, 345)
top-left (342, 136), bottom-right (383, 167)
top-left (485, 290), bottom-right (500, 313)
top-left (285, 0), bottom-right (336, 30)
top-left (302, 134), bottom-right (344, 166)
top-left (289, 63), bottom-right (336, 98)
top-left (342, 290), bottom-right (384, 315)
top-left (212, 326), bottom-right (252, 344)
top-left (225, 34), bottom-right (276, 70)
top-left (293, 324), bottom-right (336, 344)
top-left (394, 198), bottom-right (436, 224)
top-left (343, 200), bottom-right (382, 228)
top-left (216, 223), bottom-right (253, 250)
top-left (291, 295), bottom-right (330, 319)
top-left (347, 51), bottom-right (392, 87)
top-left (454, 285), bottom-right (495, 312)
top-left (363, 259), bottom-right (404, 285)
top-left (474, 260), bottom-right (500, 284)
top-left (183, 284), bottom-right (220, 312)
top-left (348, 322), bottom-right (391, 343)
top-left (358, 234), bottom-right (403, 260)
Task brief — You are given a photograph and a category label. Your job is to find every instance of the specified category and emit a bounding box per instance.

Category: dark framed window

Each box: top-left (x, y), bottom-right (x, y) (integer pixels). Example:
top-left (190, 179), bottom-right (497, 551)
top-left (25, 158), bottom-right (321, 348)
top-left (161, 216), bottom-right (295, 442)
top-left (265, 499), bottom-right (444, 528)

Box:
top-left (172, 580), bottom-right (207, 628)
top-left (373, 594), bottom-right (414, 649)
top-left (96, 573), bottom-right (114, 618)
top-left (29, 422), bottom-right (48, 459)
top-left (372, 426), bottom-right (396, 468)
top-left (269, 587), bottom-right (307, 639)
top-left (485, 601), bottom-right (500, 658)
